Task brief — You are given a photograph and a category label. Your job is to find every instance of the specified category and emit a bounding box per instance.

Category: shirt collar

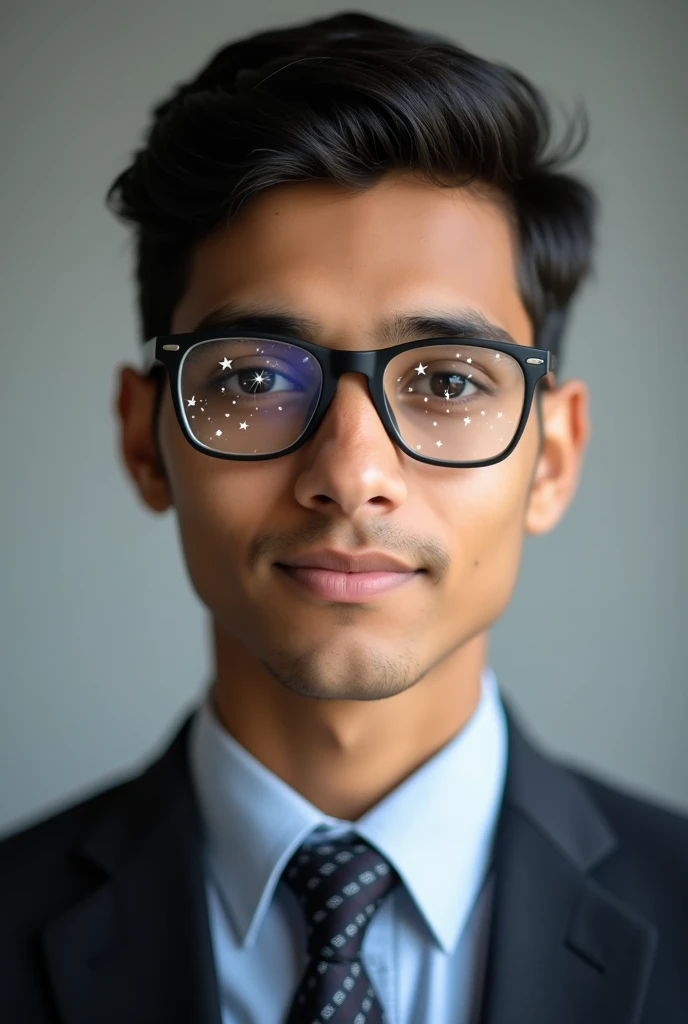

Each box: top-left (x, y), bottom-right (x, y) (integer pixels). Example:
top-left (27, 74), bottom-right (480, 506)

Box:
top-left (188, 666), bottom-right (508, 955)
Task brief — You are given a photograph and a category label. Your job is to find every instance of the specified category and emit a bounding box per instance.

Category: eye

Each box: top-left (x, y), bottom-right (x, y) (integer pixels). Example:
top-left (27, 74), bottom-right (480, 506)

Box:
top-left (427, 371), bottom-right (479, 400)
top-left (402, 366), bottom-right (487, 402)
top-left (212, 366), bottom-right (301, 396)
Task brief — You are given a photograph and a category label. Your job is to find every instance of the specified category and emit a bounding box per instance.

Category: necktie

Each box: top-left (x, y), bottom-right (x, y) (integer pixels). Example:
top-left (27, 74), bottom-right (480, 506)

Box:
top-left (281, 832), bottom-right (401, 1023)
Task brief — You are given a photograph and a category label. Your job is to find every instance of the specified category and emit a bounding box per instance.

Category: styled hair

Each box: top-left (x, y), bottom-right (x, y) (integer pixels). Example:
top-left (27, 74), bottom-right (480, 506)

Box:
top-left (105, 10), bottom-right (598, 369)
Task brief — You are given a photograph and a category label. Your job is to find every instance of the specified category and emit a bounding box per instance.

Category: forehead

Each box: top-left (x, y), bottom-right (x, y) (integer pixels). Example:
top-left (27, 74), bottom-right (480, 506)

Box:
top-left (173, 172), bottom-right (532, 346)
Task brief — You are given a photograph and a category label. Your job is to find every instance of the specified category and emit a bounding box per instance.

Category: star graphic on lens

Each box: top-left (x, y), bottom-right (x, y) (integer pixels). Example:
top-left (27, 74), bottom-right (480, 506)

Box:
top-left (239, 421), bottom-right (248, 430)
top-left (414, 362), bottom-right (428, 375)
top-left (219, 357), bottom-right (233, 370)
top-left (186, 396), bottom-right (196, 407)
top-left (497, 411), bottom-right (503, 418)
top-left (464, 416), bottom-right (471, 426)
top-left (435, 440), bottom-right (443, 447)
top-left (250, 370), bottom-right (269, 391)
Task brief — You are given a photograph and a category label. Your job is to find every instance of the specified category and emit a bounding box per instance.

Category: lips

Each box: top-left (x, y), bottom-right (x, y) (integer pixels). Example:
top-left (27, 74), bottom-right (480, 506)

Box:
top-left (277, 549), bottom-right (417, 573)
top-left (277, 565), bottom-right (419, 602)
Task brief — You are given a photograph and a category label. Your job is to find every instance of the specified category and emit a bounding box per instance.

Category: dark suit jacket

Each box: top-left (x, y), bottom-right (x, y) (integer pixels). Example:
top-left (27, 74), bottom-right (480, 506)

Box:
top-left (1, 698), bottom-right (687, 1024)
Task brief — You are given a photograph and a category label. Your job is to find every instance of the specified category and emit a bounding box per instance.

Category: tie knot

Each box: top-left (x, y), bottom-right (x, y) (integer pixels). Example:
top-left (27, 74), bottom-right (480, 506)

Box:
top-left (281, 833), bottom-right (401, 963)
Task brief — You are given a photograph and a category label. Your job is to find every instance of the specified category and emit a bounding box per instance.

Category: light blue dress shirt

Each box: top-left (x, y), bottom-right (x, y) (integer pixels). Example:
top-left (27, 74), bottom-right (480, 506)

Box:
top-left (188, 665), bottom-right (508, 1024)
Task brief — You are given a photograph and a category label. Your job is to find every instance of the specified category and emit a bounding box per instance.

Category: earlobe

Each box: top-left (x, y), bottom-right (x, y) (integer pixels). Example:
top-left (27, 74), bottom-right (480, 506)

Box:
top-left (135, 461), bottom-right (171, 512)
top-left (115, 366), bottom-right (173, 514)
top-left (524, 380), bottom-right (590, 536)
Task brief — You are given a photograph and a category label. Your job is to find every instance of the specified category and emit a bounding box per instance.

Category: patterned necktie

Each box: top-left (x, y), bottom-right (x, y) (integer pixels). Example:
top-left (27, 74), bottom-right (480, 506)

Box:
top-left (281, 832), bottom-right (401, 1024)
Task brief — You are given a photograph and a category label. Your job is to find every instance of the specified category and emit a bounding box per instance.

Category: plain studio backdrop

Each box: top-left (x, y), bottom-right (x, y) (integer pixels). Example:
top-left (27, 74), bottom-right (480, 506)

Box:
top-left (1, 0), bottom-right (686, 836)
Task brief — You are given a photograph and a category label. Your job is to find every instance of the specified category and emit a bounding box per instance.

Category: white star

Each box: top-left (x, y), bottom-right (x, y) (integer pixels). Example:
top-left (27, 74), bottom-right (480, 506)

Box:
top-left (219, 357), bottom-right (233, 370)
top-left (251, 370), bottom-right (269, 389)
top-left (414, 362), bottom-right (428, 375)
top-left (186, 396), bottom-right (196, 407)
top-left (215, 429), bottom-right (222, 436)
top-left (239, 421), bottom-right (248, 430)
top-left (497, 411), bottom-right (503, 418)
top-left (436, 440), bottom-right (443, 447)
top-left (464, 416), bottom-right (471, 426)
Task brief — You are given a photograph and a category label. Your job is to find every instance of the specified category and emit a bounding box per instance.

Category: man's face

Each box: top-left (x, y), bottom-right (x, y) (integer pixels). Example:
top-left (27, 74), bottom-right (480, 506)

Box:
top-left (119, 172), bottom-right (587, 702)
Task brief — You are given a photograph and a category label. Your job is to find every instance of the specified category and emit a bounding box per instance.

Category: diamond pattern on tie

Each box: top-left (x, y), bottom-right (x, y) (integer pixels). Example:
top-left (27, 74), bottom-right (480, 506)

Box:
top-left (281, 833), bottom-right (401, 1023)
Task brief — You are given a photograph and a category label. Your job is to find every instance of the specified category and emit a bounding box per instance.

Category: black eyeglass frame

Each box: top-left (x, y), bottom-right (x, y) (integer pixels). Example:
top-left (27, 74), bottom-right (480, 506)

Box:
top-left (142, 330), bottom-right (557, 469)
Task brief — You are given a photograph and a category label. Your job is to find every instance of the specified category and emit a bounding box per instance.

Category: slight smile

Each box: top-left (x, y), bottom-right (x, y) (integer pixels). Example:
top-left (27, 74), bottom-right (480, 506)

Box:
top-left (275, 564), bottom-right (422, 603)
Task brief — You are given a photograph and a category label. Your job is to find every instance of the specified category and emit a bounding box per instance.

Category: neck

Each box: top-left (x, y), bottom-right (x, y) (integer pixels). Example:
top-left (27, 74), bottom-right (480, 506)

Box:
top-left (210, 620), bottom-right (487, 821)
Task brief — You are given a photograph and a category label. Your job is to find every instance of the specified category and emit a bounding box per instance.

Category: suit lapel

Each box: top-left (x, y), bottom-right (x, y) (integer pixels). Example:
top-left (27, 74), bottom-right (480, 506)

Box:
top-left (40, 712), bottom-right (222, 1024)
top-left (38, 696), bottom-right (660, 1024)
top-left (481, 699), bottom-right (658, 1024)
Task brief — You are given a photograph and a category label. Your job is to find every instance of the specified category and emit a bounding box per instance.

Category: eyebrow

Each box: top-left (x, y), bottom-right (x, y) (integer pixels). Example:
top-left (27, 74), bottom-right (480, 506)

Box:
top-left (194, 300), bottom-right (520, 347)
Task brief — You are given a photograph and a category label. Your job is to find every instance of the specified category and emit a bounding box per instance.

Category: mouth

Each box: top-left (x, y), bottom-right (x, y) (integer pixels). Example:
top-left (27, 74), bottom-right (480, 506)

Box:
top-left (274, 560), bottom-right (423, 603)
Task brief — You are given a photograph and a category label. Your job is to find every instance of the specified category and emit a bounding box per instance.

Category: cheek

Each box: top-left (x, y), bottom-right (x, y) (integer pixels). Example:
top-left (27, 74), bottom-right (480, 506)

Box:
top-left (431, 421), bottom-right (537, 614)
top-left (157, 395), bottom-right (288, 599)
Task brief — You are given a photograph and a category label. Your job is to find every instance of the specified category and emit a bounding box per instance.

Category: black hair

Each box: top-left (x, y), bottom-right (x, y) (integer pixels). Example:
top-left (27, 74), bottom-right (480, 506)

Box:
top-left (106, 10), bottom-right (598, 373)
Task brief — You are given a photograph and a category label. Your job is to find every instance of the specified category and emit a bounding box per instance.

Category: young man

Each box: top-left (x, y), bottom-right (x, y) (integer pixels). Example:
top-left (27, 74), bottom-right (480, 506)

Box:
top-left (1, 11), bottom-right (686, 1024)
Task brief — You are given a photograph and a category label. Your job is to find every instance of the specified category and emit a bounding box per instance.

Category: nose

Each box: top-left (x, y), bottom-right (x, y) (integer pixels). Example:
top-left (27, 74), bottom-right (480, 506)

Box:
top-left (321, 374), bottom-right (389, 438)
top-left (293, 373), bottom-right (408, 519)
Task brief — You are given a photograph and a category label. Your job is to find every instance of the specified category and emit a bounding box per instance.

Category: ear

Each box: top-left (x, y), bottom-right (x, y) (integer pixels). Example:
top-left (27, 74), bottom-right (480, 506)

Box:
top-left (525, 378), bottom-right (591, 535)
top-left (115, 366), bottom-right (172, 513)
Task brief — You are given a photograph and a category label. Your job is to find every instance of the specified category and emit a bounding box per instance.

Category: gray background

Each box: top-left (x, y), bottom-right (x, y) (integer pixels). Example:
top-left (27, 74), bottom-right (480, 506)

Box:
top-left (1, 0), bottom-right (686, 837)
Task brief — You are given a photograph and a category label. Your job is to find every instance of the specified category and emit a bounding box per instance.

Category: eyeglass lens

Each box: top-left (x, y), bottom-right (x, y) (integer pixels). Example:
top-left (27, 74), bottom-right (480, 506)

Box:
top-left (178, 337), bottom-right (525, 461)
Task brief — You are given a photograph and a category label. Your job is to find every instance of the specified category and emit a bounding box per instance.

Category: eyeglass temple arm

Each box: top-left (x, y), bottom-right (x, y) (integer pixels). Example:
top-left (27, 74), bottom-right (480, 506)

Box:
top-left (142, 337), bottom-right (162, 373)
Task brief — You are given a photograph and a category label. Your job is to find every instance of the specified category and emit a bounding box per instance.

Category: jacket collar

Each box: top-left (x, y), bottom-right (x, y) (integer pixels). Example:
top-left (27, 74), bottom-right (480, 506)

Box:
top-left (481, 696), bottom-right (658, 1024)
top-left (41, 711), bottom-right (223, 1024)
top-left (40, 699), bottom-right (658, 1024)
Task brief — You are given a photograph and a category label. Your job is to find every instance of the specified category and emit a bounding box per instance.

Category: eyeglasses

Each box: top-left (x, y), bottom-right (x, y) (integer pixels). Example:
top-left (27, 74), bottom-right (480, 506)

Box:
top-left (142, 330), bottom-right (556, 468)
